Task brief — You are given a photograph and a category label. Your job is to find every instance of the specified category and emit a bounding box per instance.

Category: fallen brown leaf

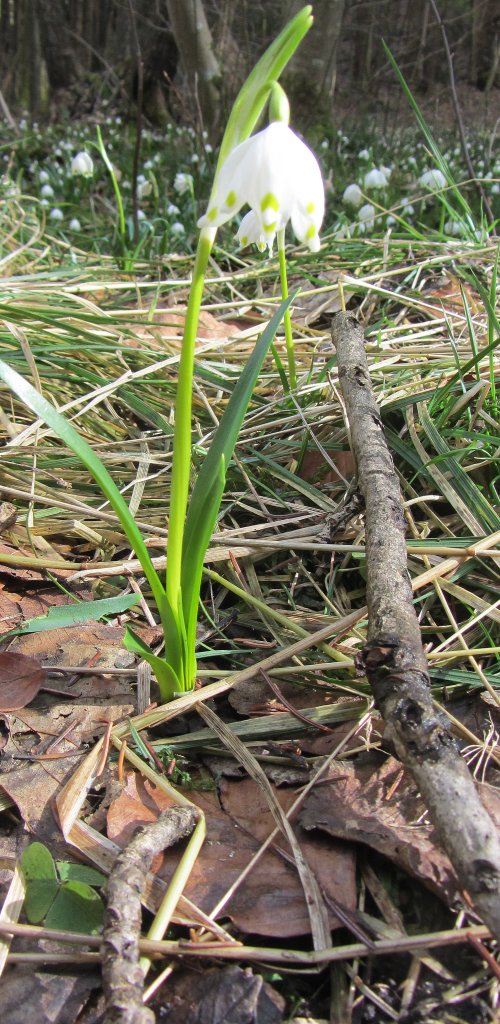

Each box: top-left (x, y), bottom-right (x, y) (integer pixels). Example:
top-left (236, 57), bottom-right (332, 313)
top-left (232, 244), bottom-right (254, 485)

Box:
top-left (150, 965), bottom-right (285, 1024)
top-left (0, 652), bottom-right (45, 711)
top-left (107, 772), bottom-right (356, 938)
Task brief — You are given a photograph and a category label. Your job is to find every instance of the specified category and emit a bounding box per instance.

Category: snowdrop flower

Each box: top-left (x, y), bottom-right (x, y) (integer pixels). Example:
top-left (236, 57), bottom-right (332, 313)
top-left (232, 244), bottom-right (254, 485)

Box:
top-left (167, 203), bottom-right (180, 216)
top-left (342, 183), bottom-right (363, 207)
top-left (71, 151), bottom-right (94, 177)
top-left (137, 209), bottom-right (146, 221)
top-left (49, 207), bottom-right (64, 221)
top-left (144, 160), bottom-right (154, 171)
top-left (40, 183), bottom-right (54, 198)
top-left (363, 167), bottom-right (388, 189)
top-left (197, 120), bottom-right (324, 253)
top-left (444, 220), bottom-right (463, 236)
top-left (69, 217), bottom-right (81, 230)
top-left (358, 203), bottom-right (375, 229)
top-left (401, 198), bottom-right (415, 216)
top-left (174, 172), bottom-right (193, 196)
top-left (358, 149), bottom-right (370, 160)
top-left (39, 169), bottom-right (50, 183)
top-left (171, 221), bottom-right (185, 235)
top-left (491, 183), bottom-right (500, 195)
top-left (419, 168), bottom-right (446, 191)
top-left (137, 180), bottom-right (152, 200)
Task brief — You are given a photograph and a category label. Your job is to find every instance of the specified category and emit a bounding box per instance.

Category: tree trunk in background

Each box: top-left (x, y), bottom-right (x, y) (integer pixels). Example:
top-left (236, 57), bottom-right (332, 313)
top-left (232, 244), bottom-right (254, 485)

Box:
top-left (35, 0), bottom-right (75, 91)
top-left (289, 0), bottom-right (346, 101)
top-left (165, 0), bottom-right (221, 137)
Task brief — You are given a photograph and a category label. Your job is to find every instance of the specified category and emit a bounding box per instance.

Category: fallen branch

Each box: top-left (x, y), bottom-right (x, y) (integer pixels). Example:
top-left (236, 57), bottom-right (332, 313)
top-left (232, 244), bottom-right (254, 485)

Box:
top-left (331, 310), bottom-right (500, 942)
top-left (102, 806), bottom-right (198, 1024)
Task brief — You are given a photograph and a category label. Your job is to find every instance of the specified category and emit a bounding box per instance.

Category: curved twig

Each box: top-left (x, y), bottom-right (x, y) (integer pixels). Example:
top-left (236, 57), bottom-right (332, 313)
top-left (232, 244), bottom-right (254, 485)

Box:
top-left (102, 806), bottom-right (198, 1024)
top-left (332, 310), bottom-right (500, 942)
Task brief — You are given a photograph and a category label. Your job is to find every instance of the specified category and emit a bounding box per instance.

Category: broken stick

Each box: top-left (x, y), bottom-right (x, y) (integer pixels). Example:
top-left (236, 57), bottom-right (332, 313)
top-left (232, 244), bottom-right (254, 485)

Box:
top-left (102, 806), bottom-right (197, 1024)
top-left (332, 310), bottom-right (500, 941)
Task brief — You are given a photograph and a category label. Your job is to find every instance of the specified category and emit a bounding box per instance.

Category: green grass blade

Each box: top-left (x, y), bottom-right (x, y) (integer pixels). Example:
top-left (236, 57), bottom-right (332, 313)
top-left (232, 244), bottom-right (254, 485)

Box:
top-left (3, 593), bottom-right (141, 639)
top-left (181, 294), bottom-right (295, 651)
top-left (123, 626), bottom-right (180, 700)
top-left (0, 358), bottom-right (166, 615)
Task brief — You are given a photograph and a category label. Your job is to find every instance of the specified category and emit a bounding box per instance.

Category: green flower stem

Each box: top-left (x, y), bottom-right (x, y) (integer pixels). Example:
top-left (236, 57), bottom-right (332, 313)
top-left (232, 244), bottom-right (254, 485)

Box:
top-left (165, 227), bottom-right (215, 609)
top-left (278, 229), bottom-right (296, 389)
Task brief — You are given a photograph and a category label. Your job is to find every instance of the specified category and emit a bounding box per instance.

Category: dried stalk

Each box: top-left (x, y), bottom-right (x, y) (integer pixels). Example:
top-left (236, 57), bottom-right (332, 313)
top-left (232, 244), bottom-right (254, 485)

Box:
top-left (331, 310), bottom-right (500, 942)
top-left (102, 806), bottom-right (197, 1024)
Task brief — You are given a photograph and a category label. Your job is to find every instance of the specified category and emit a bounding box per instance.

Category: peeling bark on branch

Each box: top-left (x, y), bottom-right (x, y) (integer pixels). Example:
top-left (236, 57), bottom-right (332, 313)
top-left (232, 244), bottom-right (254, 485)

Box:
top-left (332, 310), bottom-right (500, 942)
top-left (102, 806), bottom-right (198, 1024)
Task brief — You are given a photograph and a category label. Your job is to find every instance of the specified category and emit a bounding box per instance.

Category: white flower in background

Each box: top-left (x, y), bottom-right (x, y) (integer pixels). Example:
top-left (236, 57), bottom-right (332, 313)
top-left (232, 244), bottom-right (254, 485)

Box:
top-left (137, 209), bottom-right (146, 221)
top-left (71, 151), bottom-right (94, 177)
top-left (363, 167), bottom-right (389, 189)
top-left (49, 207), bottom-right (64, 221)
top-left (174, 172), bottom-right (193, 196)
top-left (167, 203), bottom-right (180, 216)
top-left (69, 217), bottom-right (81, 230)
top-left (358, 202), bottom-right (375, 229)
top-left (137, 179), bottom-right (152, 200)
top-left (358, 148), bottom-right (370, 160)
top-left (40, 183), bottom-right (54, 198)
top-left (401, 198), bottom-right (415, 216)
top-left (419, 168), bottom-right (446, 191)
top-left (39, 169), bottom-right (50, 183)
top-left (171, 221), bottom-right (185, 235)
top-left (198, 121), bottom-right (324, 254)
top-left (342, 183), bottom-right (363, 207)
top-left (491, 183), bottom-right (500, 195)
top-left (444, 220), bottom-right (463, 236)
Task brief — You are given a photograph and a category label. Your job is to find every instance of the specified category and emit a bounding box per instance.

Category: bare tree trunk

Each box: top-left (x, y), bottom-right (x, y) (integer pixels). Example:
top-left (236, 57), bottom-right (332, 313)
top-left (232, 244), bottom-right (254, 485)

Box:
top-left (166, 0), bottom-right (221, 137)
top-left (289, 0), bottom-right (346, 99)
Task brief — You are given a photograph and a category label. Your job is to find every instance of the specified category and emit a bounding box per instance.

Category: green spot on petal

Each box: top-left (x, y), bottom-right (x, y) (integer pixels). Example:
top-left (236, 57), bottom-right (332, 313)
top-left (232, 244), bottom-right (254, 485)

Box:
top-left (306, 225), bottom-right (316, 239)
top-left (241, 236), bottom-right (248, 246)
top-left (225, 190), bottom-right (236, 208)
top-left (306, 201), bottom-right (315, 214)
top-left (260, 192), bottom-right (280, 213)
top-left (207, 207), bottom-right (218, 222)
top-left (264, 221), bottom-right (277, 234)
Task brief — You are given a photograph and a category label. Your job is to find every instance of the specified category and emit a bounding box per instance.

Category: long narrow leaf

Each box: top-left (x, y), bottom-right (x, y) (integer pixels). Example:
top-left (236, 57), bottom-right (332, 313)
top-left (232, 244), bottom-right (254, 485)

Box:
top-left (0, 359), bottom-right (166, 615)
top-left (180, 294), bottom-right (296, 650)
top-left (3, 593), bottom-right (141, 638)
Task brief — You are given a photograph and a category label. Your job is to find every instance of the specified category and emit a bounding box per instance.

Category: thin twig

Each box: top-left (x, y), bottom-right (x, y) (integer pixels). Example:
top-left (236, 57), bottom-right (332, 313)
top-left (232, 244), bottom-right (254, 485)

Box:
top-left (332, 310), bottom-right (500, 942)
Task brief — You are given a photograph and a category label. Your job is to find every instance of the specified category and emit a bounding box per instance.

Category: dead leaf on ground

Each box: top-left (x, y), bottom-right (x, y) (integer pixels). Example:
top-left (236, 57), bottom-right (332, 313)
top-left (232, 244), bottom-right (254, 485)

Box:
top-left (151, 965), bottom-right (285, 1024)
top-left (127, 307), bottom-right (243, 349)
top-left (299, 755), bottom-right (500, 901)
top-left (0, 967), bottom-right (100, 1024)
top-left (0, 652), bottom-right (45, 711)
top-left (107, 772), bottom-right (356, 937)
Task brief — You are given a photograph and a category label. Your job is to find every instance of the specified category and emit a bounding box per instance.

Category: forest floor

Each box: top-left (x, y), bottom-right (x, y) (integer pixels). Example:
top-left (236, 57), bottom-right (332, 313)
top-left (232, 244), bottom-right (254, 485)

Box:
top-left (0, 107), bottom-right (499, 1023)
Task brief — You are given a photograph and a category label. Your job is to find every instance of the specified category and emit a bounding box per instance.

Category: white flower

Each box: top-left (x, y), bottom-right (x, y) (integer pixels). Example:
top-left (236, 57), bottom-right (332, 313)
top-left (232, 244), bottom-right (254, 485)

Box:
top-left (174, 172), bottom-right (193, 196)
top-left (358, 149), bottom-right (370, 160)
top-left (444, 220), bottom-right (463, 236)
top-left (358, 203), bottom-right (375, 229)
top-left (40, 183), bottom-right (54, 198)
top-left (69, 217), bottom-right (81, 230)
top-left (137, 180), bottom-right (152, 200)
top-left (419, 168), bottom-right (446, 191)
top-left (167, 203), bottom-right (180, 216)
top-left (342, 183), bottom-right (363, 207)
top-left (71, 151), bottom-right (94, 177)
top-left (137, 209), bottom-right (146, 221)
top-left (39, 169), bottom-right (50, 183)
top-left (198, 121), bottom-right (324, 253)
top-left (171, 221), bottom-right (185, 235)
top-left (49, 207), bottom-right (64, 221)
top-left (363, 167), bottom-right (389, 189)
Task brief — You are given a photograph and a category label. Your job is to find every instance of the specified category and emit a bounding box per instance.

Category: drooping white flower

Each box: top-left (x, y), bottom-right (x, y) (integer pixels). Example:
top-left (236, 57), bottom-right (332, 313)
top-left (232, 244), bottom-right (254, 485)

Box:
top-left (40, 183), bottom-right (54, 198)
top-left (39, 169), bottom-right (50, 183)
top-left (358, 203), bottom-right (376, 229)
top-left (444, 220), bottom-right (463, 236)
top-left (363, 167), bottom-right (389, 189)
top-left (198, 121), bottom-right (324, 253)
top-left (167, 203), bottom-right (180, 216)
top-left (419, 168), bottom-right (446, 191)
top-left (342, 183), bottom-right (363, 207)
top-left (69, 217), bottom-right (81, 230)
top-left (137, 179), bottom-right (152, 200)
top-left (49, 207), bottom-right (64, 221)
top-left (71, 151), bottom-right (94, 177)
top-left (171, 221), bottom-right (185, 235)
top-left (174, 172), bottom-right (193, 196)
